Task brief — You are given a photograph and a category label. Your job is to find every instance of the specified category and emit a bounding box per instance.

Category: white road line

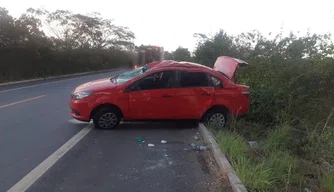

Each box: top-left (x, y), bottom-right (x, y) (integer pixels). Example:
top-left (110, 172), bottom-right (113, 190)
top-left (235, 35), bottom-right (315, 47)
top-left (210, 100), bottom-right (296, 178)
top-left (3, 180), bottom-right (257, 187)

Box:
top-left (7, 123), bottom-right (94, 192)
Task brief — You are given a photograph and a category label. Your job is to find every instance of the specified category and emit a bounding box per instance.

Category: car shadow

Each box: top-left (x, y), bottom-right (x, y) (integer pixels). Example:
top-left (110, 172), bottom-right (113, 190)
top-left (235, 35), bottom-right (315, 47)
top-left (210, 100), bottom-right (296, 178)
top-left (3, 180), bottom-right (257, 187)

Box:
top-left (94, 120), bottom-right (198, 131)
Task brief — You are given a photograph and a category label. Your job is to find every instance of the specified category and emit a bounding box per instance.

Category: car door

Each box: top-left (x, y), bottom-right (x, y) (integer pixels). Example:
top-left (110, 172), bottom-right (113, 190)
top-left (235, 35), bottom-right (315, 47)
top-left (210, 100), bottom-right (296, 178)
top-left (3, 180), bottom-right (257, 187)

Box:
top-left (126, 70), bottom-right (178, 120)
top-left (174, 70), bottom-right (215, 119)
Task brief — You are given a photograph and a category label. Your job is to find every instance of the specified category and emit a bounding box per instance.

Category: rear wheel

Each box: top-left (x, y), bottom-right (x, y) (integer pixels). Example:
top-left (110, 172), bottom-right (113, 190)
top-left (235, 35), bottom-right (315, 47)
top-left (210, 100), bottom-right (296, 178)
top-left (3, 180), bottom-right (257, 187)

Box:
top-left (203, 109), bottom-right (227, 129)
top-left (93, 107), bottom-right (121, 129)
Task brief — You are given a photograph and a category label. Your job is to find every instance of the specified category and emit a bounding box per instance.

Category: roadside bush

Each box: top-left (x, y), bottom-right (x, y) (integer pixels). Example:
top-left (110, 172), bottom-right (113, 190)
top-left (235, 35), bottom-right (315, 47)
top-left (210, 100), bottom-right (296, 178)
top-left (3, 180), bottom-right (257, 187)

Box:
top-left (195, 29), bottom-right (334, 191)
top-left (302, 125), bottom-right (334, 164)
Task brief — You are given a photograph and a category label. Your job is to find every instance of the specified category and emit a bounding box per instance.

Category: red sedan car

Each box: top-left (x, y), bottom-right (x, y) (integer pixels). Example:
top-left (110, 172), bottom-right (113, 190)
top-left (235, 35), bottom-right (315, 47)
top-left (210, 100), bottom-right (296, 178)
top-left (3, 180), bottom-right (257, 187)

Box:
top-left (70, 56), bottom-right (250, 129)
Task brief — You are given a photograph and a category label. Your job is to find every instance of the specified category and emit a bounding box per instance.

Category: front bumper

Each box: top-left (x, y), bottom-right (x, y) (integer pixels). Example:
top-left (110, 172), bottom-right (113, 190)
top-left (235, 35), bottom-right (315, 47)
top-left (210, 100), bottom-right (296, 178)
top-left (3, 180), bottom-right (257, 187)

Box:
top-left (70, 99), bottom-right (91, 122)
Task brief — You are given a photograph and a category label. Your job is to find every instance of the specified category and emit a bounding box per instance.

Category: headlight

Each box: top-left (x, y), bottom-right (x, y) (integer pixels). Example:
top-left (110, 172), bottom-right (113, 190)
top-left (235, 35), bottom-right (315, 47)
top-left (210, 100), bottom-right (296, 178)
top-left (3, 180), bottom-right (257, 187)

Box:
top-left (72, 91), bottom-right (93, 100)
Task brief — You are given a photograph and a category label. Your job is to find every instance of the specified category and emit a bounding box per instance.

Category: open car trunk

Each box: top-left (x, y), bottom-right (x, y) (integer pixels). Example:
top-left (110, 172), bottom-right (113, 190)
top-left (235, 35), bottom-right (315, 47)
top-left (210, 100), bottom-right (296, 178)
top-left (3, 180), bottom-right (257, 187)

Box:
top-left (213, 56), bottom-right (249, 81)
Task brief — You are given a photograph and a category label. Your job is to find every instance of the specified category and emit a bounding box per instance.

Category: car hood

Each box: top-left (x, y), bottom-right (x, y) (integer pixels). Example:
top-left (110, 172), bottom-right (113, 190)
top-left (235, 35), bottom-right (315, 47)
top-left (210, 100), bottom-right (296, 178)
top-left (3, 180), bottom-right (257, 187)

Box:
top-left (74, 78), bottom-right (117, 93)
top-left (213, 56), bottom-right (249, 79)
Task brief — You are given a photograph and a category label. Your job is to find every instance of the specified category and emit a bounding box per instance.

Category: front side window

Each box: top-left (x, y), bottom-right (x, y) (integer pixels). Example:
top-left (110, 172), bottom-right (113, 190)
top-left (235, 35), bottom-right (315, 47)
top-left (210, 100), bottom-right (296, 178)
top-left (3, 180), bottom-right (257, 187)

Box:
top-left (179, 71), bottom-right (209, 88)
top-left (128, 70), bottom-right (175, 91)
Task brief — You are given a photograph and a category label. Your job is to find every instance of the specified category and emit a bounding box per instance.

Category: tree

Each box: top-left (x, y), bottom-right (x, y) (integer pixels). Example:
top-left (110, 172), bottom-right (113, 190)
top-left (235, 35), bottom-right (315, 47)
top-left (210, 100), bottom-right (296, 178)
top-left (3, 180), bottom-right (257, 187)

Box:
top-left (0, 7), bottom-right (136, 82)
top-left (26, 8), bottom-right (135, 51)
top-left (172, 46), bottom-right (191, 61)
top-left (163, 51), bottom-right (173, 60)
top-left (193, 30), bottom-right (238, 67)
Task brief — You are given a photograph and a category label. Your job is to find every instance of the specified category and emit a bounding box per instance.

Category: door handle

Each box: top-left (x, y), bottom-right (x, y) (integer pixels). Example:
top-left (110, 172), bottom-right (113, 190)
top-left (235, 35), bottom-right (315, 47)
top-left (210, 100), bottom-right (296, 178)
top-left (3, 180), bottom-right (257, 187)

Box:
top-left (162, 94), bottom-right (172, 98)
top-left (201, 93), bottom-right (211, 96)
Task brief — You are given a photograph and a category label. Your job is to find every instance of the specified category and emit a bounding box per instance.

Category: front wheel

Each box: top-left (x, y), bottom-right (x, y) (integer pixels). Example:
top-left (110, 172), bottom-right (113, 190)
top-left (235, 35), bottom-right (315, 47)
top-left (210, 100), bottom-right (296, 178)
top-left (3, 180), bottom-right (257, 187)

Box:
top-left (93, 107), bottom-right (121, 129)
top-left (203, 110), bottom-right (227, 129)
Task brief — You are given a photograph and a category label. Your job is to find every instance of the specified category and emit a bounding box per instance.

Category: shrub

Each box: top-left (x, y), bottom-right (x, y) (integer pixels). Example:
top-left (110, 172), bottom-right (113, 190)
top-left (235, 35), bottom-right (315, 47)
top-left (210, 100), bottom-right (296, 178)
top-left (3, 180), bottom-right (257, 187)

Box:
top-left (194, 27), bottom-right (334, 192)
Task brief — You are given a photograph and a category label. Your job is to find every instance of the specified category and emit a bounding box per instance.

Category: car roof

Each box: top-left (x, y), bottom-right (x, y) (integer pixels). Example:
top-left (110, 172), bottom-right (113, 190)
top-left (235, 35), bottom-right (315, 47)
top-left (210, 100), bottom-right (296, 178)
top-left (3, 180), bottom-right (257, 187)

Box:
top-left (152, 60), bottom-right (214, 71)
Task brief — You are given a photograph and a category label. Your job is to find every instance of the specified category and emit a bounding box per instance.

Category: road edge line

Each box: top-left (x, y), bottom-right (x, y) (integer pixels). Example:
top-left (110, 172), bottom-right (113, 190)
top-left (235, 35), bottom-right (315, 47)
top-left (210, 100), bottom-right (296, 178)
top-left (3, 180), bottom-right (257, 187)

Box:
top-left (0, 68), bottom-right (123, 86)
top-left (198, 123), bottom-right (248, 192)
top-left (7, 123), bottom-right (94, 192)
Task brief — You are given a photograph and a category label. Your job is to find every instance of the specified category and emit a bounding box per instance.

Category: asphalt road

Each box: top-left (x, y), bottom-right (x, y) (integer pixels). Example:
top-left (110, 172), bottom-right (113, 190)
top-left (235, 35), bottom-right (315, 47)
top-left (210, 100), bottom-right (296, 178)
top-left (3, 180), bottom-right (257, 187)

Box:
top-left (0, 69), bottom-right (231, 192)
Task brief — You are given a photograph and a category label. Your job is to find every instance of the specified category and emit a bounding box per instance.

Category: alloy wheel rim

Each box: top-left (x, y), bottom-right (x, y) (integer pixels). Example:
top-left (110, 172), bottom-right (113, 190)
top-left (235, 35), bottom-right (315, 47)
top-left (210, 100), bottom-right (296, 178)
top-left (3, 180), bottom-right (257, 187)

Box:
top-left (209, 113), bottom-right (225, 128)
top-left (98, 112), bottom-right (117, 129)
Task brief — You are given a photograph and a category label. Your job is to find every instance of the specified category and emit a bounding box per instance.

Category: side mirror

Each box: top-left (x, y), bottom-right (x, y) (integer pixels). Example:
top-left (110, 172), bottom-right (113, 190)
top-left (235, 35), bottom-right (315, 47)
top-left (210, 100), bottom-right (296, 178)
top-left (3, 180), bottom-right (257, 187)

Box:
top-left (142, 64), bottom-right (149, 73)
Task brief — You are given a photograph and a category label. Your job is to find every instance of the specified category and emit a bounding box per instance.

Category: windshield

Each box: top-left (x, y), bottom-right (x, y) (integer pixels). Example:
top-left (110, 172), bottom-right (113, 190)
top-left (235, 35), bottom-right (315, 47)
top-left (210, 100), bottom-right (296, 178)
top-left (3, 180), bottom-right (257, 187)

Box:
top-left (113, 65), bottom-right (149, 85)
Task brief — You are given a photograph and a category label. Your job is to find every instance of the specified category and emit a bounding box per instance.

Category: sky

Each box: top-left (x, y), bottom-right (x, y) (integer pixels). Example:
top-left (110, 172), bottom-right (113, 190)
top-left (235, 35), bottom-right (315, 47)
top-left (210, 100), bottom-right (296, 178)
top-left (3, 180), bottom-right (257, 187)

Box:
top-left (2, 0), bottom-right (334, 52)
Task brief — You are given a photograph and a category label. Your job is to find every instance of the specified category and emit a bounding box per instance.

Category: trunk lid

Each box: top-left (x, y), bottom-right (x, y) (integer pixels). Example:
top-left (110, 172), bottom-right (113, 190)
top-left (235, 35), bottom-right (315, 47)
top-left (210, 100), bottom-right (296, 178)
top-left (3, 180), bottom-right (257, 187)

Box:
top-left (213, 56), bottom-right (249, 80)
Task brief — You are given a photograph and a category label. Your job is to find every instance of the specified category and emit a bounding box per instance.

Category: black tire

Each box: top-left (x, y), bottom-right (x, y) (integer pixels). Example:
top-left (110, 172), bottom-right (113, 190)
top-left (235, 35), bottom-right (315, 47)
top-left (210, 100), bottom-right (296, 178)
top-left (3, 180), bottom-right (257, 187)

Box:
top-left (92, 107), bottom-right (121, 129)
top-left (203, 109), bottom-right (228, 129)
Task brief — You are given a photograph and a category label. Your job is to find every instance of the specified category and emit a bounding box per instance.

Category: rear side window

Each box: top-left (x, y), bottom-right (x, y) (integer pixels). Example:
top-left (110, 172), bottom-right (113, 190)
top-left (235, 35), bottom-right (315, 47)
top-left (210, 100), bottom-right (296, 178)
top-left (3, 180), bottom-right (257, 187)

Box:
top-left (209, 75), bottom-right (223, 87)
top-left (179, 71), bottom-right (209, 87)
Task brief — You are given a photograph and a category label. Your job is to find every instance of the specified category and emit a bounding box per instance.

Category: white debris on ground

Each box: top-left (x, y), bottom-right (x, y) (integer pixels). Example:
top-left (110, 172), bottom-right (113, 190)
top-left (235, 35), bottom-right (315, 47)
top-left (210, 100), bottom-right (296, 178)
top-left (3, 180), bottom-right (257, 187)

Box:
top-left (248, 141), bottom-right (258, 148)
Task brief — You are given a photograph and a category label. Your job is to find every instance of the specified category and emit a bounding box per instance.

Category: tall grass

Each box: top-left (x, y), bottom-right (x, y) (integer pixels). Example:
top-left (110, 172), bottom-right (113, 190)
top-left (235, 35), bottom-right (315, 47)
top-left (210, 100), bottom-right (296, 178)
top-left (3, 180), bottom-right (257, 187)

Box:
top-left (264, 150), bottom-right (302, 186)
top-left (264, 124), bottom-right (292, 152)
top-left (322, 172), bottom-right (334, 192)
top-left (214, 125), bottom-right (309, 191)
top-left (215, 130), bottom-right (275, 191)
top-left (232, 157), bottom-right (275, 191)
top-left (215, 131), bottom-right (248, 160)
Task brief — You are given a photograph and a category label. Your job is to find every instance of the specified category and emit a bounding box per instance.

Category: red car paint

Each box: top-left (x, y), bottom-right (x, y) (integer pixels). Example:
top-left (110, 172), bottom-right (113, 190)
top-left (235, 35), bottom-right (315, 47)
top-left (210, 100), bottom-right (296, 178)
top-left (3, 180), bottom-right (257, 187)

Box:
top-left (70, 56), bottom-right (250, 122)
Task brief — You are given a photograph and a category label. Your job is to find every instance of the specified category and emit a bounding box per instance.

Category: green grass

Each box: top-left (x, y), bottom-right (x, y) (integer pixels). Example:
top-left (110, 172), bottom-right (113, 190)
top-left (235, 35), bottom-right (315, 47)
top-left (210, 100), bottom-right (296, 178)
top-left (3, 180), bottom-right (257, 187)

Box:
top-left (213, 125), bottom-right (308, 191)
top-left (232, 157), bottom-right (275, 191)
top-left (322, 173), bottom-right (334, 192)
top-left (214, 130), bottom-right (275, 191)
top-left (215, 131), bottom-right (248, 160)
top-left (264, 150), bottom-right (302, 187)
top-left (264, 124), bottom-right (292, 152)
